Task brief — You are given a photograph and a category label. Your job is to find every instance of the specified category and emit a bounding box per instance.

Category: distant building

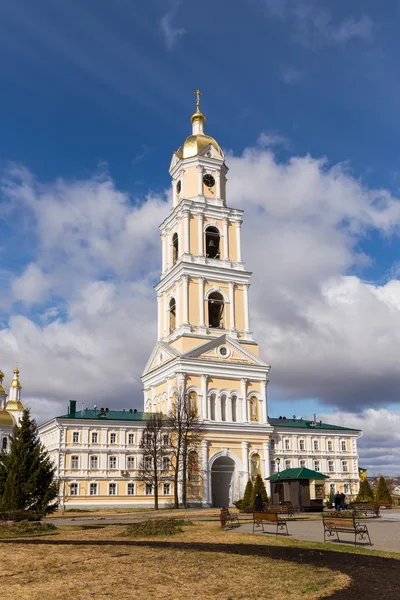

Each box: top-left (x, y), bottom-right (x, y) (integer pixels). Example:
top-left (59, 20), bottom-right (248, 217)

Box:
top-left (0, 364), bottom-right (25, 452)
top-left (39, 93), bottom-right (362, 508)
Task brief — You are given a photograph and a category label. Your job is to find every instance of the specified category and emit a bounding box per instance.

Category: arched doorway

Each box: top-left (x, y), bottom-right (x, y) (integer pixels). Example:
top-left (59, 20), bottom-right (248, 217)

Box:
top-left (211, 456), bottom-right (235, 507)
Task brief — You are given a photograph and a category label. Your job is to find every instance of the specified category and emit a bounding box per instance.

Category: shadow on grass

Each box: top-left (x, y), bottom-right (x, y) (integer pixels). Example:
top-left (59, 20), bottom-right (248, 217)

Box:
top-left (1, 537), bottom-right (399, 599)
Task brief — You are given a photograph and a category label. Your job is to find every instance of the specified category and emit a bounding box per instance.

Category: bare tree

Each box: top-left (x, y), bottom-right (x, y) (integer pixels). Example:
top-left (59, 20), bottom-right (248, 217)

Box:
top-left (138, 413), bottom-right (172, 510)
top-left (167, 389), bottom-right (204, 509)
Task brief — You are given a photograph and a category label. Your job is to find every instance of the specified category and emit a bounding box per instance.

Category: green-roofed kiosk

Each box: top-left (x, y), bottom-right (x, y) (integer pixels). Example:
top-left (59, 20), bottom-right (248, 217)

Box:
top-left (266, 467), bottom-right (329, 512)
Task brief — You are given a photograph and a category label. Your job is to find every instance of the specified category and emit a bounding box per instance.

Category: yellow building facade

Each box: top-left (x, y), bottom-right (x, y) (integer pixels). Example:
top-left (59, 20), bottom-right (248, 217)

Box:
top-left (39, 94), bottom-right (361, 508)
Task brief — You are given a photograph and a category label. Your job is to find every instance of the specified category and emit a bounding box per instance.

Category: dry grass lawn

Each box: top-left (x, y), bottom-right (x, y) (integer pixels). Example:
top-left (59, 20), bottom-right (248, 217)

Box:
top-left (0, 521), bottom-right (349, 600)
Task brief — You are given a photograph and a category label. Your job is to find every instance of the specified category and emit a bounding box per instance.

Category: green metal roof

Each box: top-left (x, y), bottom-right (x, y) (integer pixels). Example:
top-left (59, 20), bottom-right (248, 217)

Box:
top-left (267, 467), bottom-right (329, 481)
top-left (268, 417), bottom-right (358, 431)
top-left (57, 409), bottom-right (150, 421)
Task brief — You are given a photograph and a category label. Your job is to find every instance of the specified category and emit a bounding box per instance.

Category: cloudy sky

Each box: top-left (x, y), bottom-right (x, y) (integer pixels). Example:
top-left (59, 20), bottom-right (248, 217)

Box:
top-left (1, 0), bottom-right (400, 474)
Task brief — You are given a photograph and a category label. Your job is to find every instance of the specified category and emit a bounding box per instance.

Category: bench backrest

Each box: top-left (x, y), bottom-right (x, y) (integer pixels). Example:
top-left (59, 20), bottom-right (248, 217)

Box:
top-left (254, 511), bottom-right (278, 522)
top-left (323, 516), bottom-right (355, 529)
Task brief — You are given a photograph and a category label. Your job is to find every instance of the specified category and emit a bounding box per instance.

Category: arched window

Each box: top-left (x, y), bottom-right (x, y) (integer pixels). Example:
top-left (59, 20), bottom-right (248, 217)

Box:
top-left (188, 451), bottom-right (200, 481)
top-left (169, 298), bottom-right (176, 333)
top-left (205, 226), bottom-right (220, 259)
top-left (2, 437), bottom-right (7, 450)
top-left (220, 394), bottom-right (226, 421)
top-left (231, 395), bottom-right (237, 422)
top-left (208, 292), bottom-right (224, 329)
top-left (210, 393), bottom-right (216, 421)
top-left (172, 233), bottom-right (179, 264)
top-left (250, 453), bottom-right (261, 481)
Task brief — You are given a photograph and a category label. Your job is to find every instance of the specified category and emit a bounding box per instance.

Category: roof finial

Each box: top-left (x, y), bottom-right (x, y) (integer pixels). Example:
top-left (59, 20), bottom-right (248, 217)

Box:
top-left (194, 89), bottom-right (202, 113)
top-left (191, 89), bottom-right (206, 134)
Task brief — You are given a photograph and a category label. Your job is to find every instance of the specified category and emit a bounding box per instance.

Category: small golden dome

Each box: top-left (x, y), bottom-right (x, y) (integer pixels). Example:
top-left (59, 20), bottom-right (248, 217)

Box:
top-left (177, 134), bottom-right (224, 160)
top-left (0, 384), bottom-right (7, 396)
top-left (0, 409), bottom-right (14, 427)
top-left (6, 400), bottom-right (24, 411)
top-left (191, 110), bottom-right (206, 124)
top-left (0, 370), bottom-right (4, 380)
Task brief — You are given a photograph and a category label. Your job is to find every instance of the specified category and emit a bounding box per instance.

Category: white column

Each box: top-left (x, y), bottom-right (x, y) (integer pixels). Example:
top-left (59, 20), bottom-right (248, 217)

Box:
top-left (198, 213), bottom-right (204, 256)
top-left (182, 275), bottom-right (189, 324)
top-left (227, 396), bottom-right (233, 422)
top-left (199, 277), bottom-right (205, 327)
top-left (201, 374), bottom-right (208, 420)
top-left (202, 440), bottom-right (210, 505)
top-left (197, 166), bottom-right (203, 195)
top-left (183, 211), bottom-right (190, 254)
top-left (223, 218), bottom-right (229, 259)
top-left (236, 220), bottom-right (242, 262)
top-left (229, 281), bottom-right (235, 331)
top-left (216, 394), bottom-right (222, 421)
top-left (157, 295), bottom-right (163, 340)
top-left (161, 235), bottom-right (166, 273)
top-left (176, 372), bottom-right (186, 395)
top-left (244, 284), bottom-right (250, 332)
top-left (172, 180), bottom-right (177, 206)
top-left (175, 284), bottom-right (180, 328)
top-left (241, 378), bottom-right (247, 422)
top-left (260, 379), bottom-right (268, 424)
top-left (168, 232), bottom-right (173, 266)
top-left (263, 441), bottom-right (271, 496)
top-left (216, 170), bottom-right (221, 199)
top-left (242, 441), bottom-right (249, 479)
top-left (163, 293), bottom-right (168, 337)
top-left (167, 378), bottom-right (173, 412)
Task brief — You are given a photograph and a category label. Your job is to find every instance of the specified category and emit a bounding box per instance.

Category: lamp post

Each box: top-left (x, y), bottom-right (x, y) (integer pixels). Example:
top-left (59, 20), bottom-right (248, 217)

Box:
top-left (276, 457), bottom-right (281, 504)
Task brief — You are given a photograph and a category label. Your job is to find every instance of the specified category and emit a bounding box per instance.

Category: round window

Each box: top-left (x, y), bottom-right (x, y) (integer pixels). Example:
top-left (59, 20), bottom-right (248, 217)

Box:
top-left (218, 345), bottom-right (229, 358)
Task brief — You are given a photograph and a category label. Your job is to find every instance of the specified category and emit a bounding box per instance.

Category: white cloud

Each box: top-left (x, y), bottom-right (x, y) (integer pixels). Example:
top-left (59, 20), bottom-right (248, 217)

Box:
top-left (263, 1), bottom-right (375, 46)
top-left (2, 141), bottom-right (400, 470)
top-left (320, 409), bottom-right (400, 475)
top-left (160, 7), bottom-right (186, 50)
top-left (11, 263), bottom-right (51, 305)
top-left (257, 132), bottom-right (291, 149)
top-left (280, 67), bottom-right (303, 85)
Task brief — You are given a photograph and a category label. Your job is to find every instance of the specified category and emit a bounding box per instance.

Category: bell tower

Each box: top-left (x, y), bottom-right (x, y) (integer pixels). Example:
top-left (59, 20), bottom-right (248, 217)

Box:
top-left (155, 90), bottom-right (253, 351)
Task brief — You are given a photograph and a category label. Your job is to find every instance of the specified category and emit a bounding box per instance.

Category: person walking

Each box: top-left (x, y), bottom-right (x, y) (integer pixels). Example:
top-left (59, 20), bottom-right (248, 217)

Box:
top-left (254, 492), bottom-right (263, 511)
top-left (334, 491), bottom-right (341, 511)
top-left (340, 492), bottom-right (346, 511)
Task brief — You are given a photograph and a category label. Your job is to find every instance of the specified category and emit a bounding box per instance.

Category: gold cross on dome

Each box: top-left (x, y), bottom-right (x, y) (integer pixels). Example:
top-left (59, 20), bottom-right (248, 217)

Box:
top-left (194, 89), bottom-right (202, 112)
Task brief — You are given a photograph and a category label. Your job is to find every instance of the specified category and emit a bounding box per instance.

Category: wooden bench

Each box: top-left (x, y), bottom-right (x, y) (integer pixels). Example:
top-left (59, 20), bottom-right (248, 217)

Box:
top-left (378, 500), bottom-right (392, 509)
top-left (220, 508), bottom-right (239, 529)
top-left (253, 511), bottom-right (288, 535)
top-left (279, 501), bottom-right (299, 517)
top-left (323, 515), bottom-right (372, 546)
top-left (350, 502), bottom-right (380, 518)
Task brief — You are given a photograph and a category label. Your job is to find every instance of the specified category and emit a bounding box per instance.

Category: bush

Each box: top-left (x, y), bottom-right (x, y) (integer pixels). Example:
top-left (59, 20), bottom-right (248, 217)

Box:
top-left (250, 474), bottom-right (269, 507)
top-left (375, 476), bottom-right (392, 505)
top-left (0, 520), bottom-right (56, 538)
top-left (242, 480), bottom-right (253, 507)
top-left (233, 499), bottom-right (243, 510)
top-left (0, 509), bottom-right (44, 522)
top-left (122, 518), bottom-right (192, 537)
top-left (356, 479), bottom-right (375, 502)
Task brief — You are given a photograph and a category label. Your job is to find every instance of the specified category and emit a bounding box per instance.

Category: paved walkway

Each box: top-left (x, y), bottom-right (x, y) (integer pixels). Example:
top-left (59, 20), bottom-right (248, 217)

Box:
top-left (234, 516), bottom-right (400, 553)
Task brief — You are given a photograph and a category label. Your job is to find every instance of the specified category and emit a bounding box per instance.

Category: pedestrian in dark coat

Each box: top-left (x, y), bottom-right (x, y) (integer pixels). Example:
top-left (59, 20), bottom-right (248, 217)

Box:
top-left (254, 493), bottom-right (263, 511)
top-left (334, 492), bottom-right (341, 511)
top-left (340, 492), bottom-right (346, 511)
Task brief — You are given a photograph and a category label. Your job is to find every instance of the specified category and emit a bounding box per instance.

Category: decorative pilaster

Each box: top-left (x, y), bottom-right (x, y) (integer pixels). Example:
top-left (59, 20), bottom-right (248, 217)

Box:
top-left (163, 293), bottom-right (168, 337)
top-left (199, 277), bottom-right (205, 327)
top-left (175, 283), bottom-right (180, 328)
top-left (183, 211), bottom-right (190, 254)
top-left (223, 218), bottom-right (229, 259)
top-left (202, 440), bottom-right (210, 505)
top-left (244, 284), bottom-right (250, 333)
top-left (240, 378), bottom-right (247, 422)
top-left (216, 170), bottom-right (221, 200)
top-left (263, 441), bottom-right (271, 496)
top-left (182, 274), bottom-right (189, 325)
top-left (176, 372), bottom-right (186, 395)
top-left (198, 213), bottom-right (204, 256)
top-left (260, 379), bottom-right (268, 424)
top-left (167, 378), bottom-right (173, 412)
top-left (201, 374), bottom-right (208, 420)
top-left (227, 396), bottom-right (233, 422)
top-left (197, 166), bottom-right (203, 195)
top-left (229, 281), bottom-right (235, 331)
top-left (235, 220), bottom-right (242, 262)
top-left (241, 441), bottom-right (249, 479)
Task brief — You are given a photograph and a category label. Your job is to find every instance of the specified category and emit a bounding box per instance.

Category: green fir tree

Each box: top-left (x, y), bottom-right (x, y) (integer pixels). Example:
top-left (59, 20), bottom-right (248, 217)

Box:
top-left (250, 474), bottom-right (268, 506)
top-left (0, 409), bottom-right (58, 516)
top-left (242, 480), bottom-right (253, 508)
top-left (355, 478), bottom-right (375, 502)
top-left (375, 476), bottom-right (392, 505)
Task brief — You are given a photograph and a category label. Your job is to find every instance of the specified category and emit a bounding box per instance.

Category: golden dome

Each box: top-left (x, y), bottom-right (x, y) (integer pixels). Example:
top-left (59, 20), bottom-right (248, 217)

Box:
top-left (0, 384), bottom-right (7, 396)
top-left (177, 134), bottom-right (224, 160)
top-left (0, 409), bottom-right (14, 427)
top-left (0, 370), bottom-right (4, 380)
top-left (6, 400), bottom-right (24, 411)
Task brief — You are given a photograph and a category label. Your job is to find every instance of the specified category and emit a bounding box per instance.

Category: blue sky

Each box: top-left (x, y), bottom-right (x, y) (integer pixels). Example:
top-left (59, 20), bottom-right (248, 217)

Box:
top-left (1, 0), bottom-right (400, 473)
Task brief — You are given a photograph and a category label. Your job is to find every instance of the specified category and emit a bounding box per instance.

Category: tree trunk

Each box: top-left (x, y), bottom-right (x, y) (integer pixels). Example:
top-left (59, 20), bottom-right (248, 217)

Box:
top-left (182, 447), bottom-right (187, 509)
top-left (174, 447), bottom-right (180, 509)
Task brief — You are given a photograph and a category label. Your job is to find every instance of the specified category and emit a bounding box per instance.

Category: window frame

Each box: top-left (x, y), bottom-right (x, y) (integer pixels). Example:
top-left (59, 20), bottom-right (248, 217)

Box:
top-left (314, 460), bottom-right (320, 472)
top-left (313, 440), bottom-right (319, 451)
top-left (328, 460), bottom-right (334, 473)
top-left (109, 483), bottom-right (117, 496)
top-left (342, 460), bottom-right (348, 473)
top-left (108, 456), bottom-right (117, 470)
top-left (110, 432), bottom-right (117, 445)
top-left (128, 433), bottom-right (136, 445)
top-left (126, 456), bottom-right (135, 470)
top-left (70, 455), bottom-right (79, 470)
top-left (284, 439), bottom-right (290, 450)
top-left (89, 482), bottom-right (98, 496)
top-left (163, 482), bottom-right (171, 496)
top-left (90, 455), bottom-right (99, 470)
top-left (91, 431), bottom-right (99, 444)
top-left (145, 483), bottom-right (154, 496)
top-left (127, 482), bottom-right (135, 496)
top-left (327, 440), bottom-right (333, 452)
top-left (299, 440), bottom-right (305, 451)
top-left (70, 482), bottom-right (79, 496)
top-left (72, 431), bottom-right (80, 444)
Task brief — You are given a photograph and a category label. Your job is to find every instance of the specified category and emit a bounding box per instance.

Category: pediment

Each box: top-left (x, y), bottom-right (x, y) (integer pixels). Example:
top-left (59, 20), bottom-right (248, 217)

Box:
top-left (142, 342), bottom-right (180, 376)
top-left (181, 335), bottom-right (268, 367)
top-left (198, 143), bottom-right (224, 160)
